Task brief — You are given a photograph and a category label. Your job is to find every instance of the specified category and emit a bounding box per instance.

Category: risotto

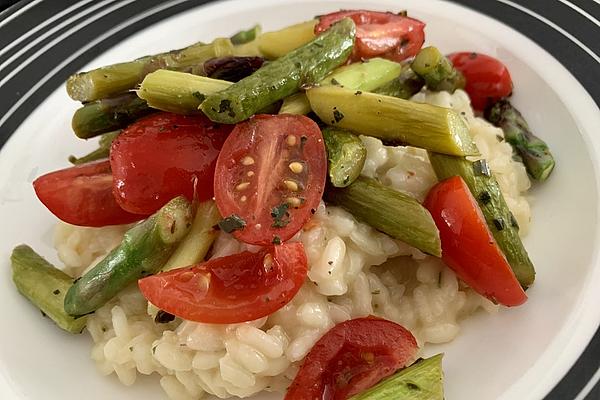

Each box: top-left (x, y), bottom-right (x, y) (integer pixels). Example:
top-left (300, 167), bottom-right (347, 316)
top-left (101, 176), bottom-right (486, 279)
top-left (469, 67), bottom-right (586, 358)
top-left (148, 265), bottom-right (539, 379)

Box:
top-left (52, 89), bottom-right (531, 400)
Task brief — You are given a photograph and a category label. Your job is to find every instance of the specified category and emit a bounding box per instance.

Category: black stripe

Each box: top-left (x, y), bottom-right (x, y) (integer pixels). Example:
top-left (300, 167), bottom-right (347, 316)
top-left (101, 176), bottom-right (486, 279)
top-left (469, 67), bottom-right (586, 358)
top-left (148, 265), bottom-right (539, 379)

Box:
top-left (0, 0), bottom-right (35, 22)
top-left (566, 0), bottom-right (600, 20)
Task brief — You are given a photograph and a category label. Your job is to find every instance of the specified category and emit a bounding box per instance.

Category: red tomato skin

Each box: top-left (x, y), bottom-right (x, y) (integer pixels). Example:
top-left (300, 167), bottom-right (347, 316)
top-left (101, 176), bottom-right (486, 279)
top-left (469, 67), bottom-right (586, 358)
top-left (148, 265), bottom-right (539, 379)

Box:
top-left (447, 52), bottom-right (513, 111)
top-left (138, 242), bottom-right (308, 324)
top-left (285, 317), bottom-right (418, 400)
top-left (110, 113), bottom-right (232, 215)
top-left (316, 10), bottom-right (425, 62)
top-left (33, 160), bottom-right (145, 227)
top-left (423, 176), bottom-right (526, 306)
top-left (214, 114), bottom-right (327, 246)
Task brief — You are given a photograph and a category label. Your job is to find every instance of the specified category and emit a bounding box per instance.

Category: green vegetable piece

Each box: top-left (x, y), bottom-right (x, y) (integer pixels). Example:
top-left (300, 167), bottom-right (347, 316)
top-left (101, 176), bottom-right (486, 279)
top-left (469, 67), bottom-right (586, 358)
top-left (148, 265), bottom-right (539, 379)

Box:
top-left (374, 65), bottom-right (424, 99)
top-left (230, 24), bottom-right (261, 45)
top-left (218, 214), bottom-right (246, 233)
top-left (307, 85), bottom-right (477, 156)
top-left (71, 93), bottom-right (153, 139)
top-left (428, 152), bottom-right (535, 287)
top-left (350, 354), bottom-right (444, 400)
top-left (137, 70), bottom-right (232, 114)
top-left (64, 196), bottom-right (193, 316)
top-left (485, 99), bottom-right (555, 181)
top-left (322, 127), bottom-right (366, 187)
top-left (411, 46), bottom-right (466, 92)
top-left (162, 200), bottom-right (221, 271)
top-left (201, 18), bottom-right (356, 124)
top-left (11, 245), bottom-right (87, 334)
top-left (67, 38), bottom-right (235, 102)
top-left (69, 130), bottom-right (120, 165)
top-left (258, 20), bottom-right (317, 59)
top-left (326, 177), bottom-right (441, 256)
top-left (279, 92), bottom-right (312, 115)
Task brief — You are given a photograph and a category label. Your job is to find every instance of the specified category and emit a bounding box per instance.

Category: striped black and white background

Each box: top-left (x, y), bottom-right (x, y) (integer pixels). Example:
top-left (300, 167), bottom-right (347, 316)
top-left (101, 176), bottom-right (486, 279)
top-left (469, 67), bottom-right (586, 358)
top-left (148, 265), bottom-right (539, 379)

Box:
top-left (0, 0), bottom-right (598, 399)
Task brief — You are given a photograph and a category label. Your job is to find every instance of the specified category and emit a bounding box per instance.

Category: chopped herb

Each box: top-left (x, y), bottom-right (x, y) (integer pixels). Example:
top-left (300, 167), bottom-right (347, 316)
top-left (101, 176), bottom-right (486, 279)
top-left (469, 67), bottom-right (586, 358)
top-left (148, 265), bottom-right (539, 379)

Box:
top-left (407, 382), bottom-right (420, 390)
top-left (510, 213), bottom-right (520, 229)
top-left (310, 208), bottom-right (316, 214)
top-left (496, 135), bottom-right (504, 142)
top-left (272, 236), bottom-right (282, 245)
top-left (469, 52), bottom-right (478, 59)
top-left (154, 310), bottom-right (176, 324)
top-left (371, 290), bottom-right (381, 295)
top-left (52, 289), bottom-right (60, 295)
top-left (327, 260), bottom-right (333, 265)
top-left (218, 99), bottom-right (235, 118)
top-left (40, 310), bottom-right (47, 318)
top-left (264, 296), bottom-right (271, 303)
top-left (354, 90), bottom-right (362, 95)
top-left (478, 191), bottom-right (492, 205)
top-left (218, 214), bottom-right (246, 233)
top-left (473, 159), bottom-right (491, 176)
top-left (493, 218), bottom-right (505, 231)
top-left (330, 78), bottom-right (340, 86)
top-left (271, 203), bottom-right (291, 228)
top-left (129, 346), bottom-right (133, 352)
top-left (438, 272), bottom-right (442, 288)
top-left (192, 91), bottom-right (206, 102)
top-left (333, 109), bottom-right (344, 123)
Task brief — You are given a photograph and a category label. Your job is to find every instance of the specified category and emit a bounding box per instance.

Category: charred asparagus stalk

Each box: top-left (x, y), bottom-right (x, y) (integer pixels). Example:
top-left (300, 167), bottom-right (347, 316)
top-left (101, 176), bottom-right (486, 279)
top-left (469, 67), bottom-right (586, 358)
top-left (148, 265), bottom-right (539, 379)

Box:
top-left (350, 354), bottom-right (444, 400)
top-left (411, 46), bottom-right (465, 92)
top-left (64, 196), bottom-right (193, 316)
top-left (428, 153), bottom-right (535, 287)
top-left (325, 177), bottom-right (441, 256)
top-left (485, 99), bottom-right (555, 181)
top-left (69, 130), bottom-right (120, 165)
top-left (12, 245), bottom-right (87, 334)
top-left (322, 127), bottom-right (366, 187)
top-left (307, 85), bottom-right (477, 156)
top-left (373, 65), bottom-right (425, 99)
top-left (71, 94), bottom-right (153, 139)
top-left (66, 38), bottom-right (235, 102)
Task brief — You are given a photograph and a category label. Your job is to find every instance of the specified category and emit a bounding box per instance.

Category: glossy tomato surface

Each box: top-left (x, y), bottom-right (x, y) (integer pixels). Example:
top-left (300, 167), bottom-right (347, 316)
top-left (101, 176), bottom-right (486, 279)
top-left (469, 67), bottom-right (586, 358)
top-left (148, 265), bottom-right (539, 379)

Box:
top-left (448, 52), bottom-right (513, 111)
top-left (33, 160), bottom-right (144, 227)
top-left (285, 317), bottom-right (419, 400)
top-left (424, 176), bottom-right (526, 306)
top-left (111, 112), bottom-right (232, 215)
top-left (316, 10), bottom-right (425, 62)
top-left (214, 114), bottom-right (327, 245)
top-left (138, 242), bottom-right (308, 324)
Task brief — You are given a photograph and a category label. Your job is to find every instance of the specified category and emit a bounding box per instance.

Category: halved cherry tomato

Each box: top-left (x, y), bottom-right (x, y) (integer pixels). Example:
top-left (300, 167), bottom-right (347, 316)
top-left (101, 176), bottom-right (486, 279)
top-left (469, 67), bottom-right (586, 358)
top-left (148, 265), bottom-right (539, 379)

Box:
top-left (110, 112), bottom-right (232, 215)
top-left (315, 10), bottom-right (425, 62)
top-left (214, 114), bottom-right (327, 245)
top-left (447, 52), bottom-right (513, 111)
top-left (285, 317), bottom-right (418, 400)
top-left (423, 176), bottom-right (526, 306)
top-left (138, 242), bottom-right (307, 324)
top-left (33, 160), bottom-right (144, 227)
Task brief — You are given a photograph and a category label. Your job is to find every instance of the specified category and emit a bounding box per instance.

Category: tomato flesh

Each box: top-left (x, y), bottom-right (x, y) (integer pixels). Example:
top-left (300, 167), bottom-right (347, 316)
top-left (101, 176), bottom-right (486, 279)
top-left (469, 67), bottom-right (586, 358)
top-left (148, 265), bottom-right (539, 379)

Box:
top-left (316, 10), bottom-right (425, 62)
top-left (138, 242), bottom-right (308, 324)
top-left (285, 317), bottom-right (418, 400)
top-left (214, 114), bottom-right (327, 245)
top-left (33, 160), bottom-right (144, 227)
top-left (447, 52), bottom-right (513, 111)
top-left (110, 112), bottom-right (232, 215)
top-left (423, 176), bottom-right (526, 306)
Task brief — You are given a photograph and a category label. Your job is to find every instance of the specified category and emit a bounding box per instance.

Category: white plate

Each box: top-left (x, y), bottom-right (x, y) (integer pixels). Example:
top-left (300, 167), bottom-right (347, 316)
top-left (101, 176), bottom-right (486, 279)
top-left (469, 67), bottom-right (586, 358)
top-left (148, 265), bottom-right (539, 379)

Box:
top-left (1, 0), bottom-right (599, 399)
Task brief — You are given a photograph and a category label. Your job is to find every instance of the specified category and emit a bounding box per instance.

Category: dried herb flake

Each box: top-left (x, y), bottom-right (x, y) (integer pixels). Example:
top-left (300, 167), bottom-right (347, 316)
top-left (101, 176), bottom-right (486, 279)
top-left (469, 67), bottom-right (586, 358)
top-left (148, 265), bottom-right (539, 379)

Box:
top-left (218, 214), bottom-right (246, 233)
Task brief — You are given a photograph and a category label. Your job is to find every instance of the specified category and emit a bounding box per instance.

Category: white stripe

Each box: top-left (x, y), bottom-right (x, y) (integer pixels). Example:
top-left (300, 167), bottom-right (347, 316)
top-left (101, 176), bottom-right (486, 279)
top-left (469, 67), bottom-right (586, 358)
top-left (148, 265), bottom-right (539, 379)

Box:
top-left (497, 0), bottom-right (600, 64)
top-left (557, 0), bottom-right (600, 28)
top-left (0, 0), bottom-right (99, 60)
top-left (0, 0), bottom-right (129, 87)
top-left (0, 0), bottom-right (193, 129)
top-left (0, 0), bottom-right (43, 28)
top-left (574, 366), bottom-right (600, 400)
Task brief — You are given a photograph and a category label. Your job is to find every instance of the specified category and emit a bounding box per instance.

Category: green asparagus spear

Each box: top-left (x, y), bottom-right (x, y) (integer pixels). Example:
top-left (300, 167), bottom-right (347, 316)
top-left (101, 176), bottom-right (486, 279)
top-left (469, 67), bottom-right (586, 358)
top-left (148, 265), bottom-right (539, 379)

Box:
top-left (258, 20), bottom-right (317, 59)
top-left (322, 127), bottom-right (367, 187)
top-left (11, 245), bottom-right (87, 334)
top-left (307, 85), bottom-right (477, 156)
top-left (350, 354), bottom-right (444, 400)
top-left (411, 46), bottom-right (466, 92)
top-left (162, 200), bottom-right (221, 271)
top-left (279, 92), bottom-right (312, 115)
top-left (485, 99), bottom-right (555, 181)
top-left (137, 70), bottom-right (232, 114)
top-left (428, 153), bottom-right (535, 287)
top-left (64, 196), bottom-right (193, 316)
top-left (325, 177), bottom-right (441, 256)
top-left (373, 65), bottom-right (425, 99)
top-left (201, 18), bottom-right (355, 124)
top-left (67, 38), bottom-right (235, 102)
top-left (71, 94), bottom-right (153, 139)
top-left (230, 24), bottom-right (261, 45)
top-left (69, 130), bottom-right (120, 165)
